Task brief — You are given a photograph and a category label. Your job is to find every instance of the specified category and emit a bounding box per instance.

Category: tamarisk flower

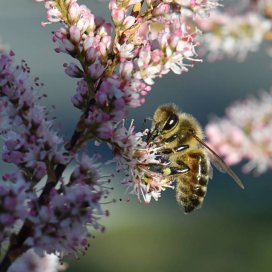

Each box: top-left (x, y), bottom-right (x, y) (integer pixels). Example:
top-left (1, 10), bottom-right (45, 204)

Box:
top-left (36, 0), bottom-right (218, 195)
top-left (197, 11), bottom-right (271, 61)
top-left (205, 89), bottom-right (272, 174)
top-left (0, 52), bottom-right (69, 180)
top-left (37, 0), bottom-right (219, 131)
top-left (0, 172), bottom-right (33, 244)
top-left (109, 120), bottom-right (174, 203)
top-left (0, 51), bottom-right (109, 271)
top-left (25, 154), bottom-right (109, 258)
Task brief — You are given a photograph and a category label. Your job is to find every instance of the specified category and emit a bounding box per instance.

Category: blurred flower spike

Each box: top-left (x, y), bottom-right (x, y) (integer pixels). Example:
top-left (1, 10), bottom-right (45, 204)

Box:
top-left (205, 89), bottom-right (272, 175)
top-left (197, 11), bottom-right (271, 61)
top-left (196, 1), bottom-right (272, 61)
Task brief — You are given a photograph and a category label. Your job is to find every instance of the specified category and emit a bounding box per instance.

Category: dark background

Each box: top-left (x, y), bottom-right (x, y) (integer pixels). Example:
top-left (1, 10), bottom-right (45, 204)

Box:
top-left (1, 1), bottom-right (272, 272)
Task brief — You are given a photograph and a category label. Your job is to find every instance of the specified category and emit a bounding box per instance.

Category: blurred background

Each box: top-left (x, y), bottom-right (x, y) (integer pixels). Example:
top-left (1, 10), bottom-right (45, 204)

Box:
top-left (1, 1), bottom-right (272, 272)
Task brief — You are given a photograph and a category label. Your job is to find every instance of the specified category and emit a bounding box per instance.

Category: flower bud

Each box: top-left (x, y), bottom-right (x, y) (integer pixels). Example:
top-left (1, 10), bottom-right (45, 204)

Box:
top-left (122, 16), bottom-right (135, 30)
top-left (88, 63), bottom-right (104, 81)
top-left (69, 25), bottom-right (81, 44)
top-left (111, 9), bottom-right (125, 26)
top-left (68, 2), bottom-right (80, 23)
top-left (120, 61), bottom-right (133, 79)
top-left (64, 63), bottom-right (83, 78)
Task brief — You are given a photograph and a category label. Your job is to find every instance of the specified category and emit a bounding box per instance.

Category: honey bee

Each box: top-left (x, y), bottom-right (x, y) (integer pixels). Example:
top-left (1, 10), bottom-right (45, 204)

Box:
top-left (146, 104), bottom-right (244, 213)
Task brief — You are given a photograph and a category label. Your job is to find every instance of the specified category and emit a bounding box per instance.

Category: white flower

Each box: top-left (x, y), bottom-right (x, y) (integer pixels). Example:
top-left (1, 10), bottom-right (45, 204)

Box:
top-left (116, 42), bottom-right (135, 60)
top-left (110, 120), bottom-right (174, 203)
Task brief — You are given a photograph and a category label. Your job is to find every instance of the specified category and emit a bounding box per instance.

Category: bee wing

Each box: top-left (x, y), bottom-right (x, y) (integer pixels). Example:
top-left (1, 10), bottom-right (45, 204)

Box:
top-left (192, 134), bottom-right (244, 190)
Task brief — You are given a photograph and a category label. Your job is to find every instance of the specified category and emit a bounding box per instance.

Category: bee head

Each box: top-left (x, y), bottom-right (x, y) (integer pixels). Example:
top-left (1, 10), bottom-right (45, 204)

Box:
top-left (147, 104), bottom-right (179, 143)
top-left (153, 104), bottom-right (179, 131)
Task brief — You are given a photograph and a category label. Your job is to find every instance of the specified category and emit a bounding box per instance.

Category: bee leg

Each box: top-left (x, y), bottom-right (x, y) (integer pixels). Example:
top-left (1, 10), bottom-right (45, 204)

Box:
top-left (175, 150), bottom-right (210, 213)
top-left (161, 144), bottom-right (189, 155)
top-left (146, 163), bottom-right (189, 176)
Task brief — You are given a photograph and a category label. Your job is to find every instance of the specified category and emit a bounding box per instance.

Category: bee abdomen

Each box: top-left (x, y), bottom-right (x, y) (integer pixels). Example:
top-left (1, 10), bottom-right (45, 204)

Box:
top-left (175, 150), bottom-right (210, 213)
top-left (176, 181), bottom-right (207, 213)
top-left (189, 152), bottom-right (210, 178)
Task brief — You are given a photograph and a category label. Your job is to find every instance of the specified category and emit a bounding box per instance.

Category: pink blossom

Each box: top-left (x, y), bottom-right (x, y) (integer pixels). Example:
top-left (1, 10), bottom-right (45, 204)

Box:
top-left (37, 0), bottom-right (219, 149)
top-left (205, 89), bottom-right (272, 174)
top-left (0, 51), bottom-right (109, 269)
top-left (122, 16), bottom-right (136, 30)
top-left (69, 25), bottom-right (81, 44)
top-left (21, 154), bottom-right (108, 257)
top-left (77, 5), bottom-right (96, 33)
top-left (68, 2), bottom-right (80, 23)
top-left (110, 121), bottom-right (174, 203)
top-left (116, 42), bottom-right (135, 60)
top-left (197, 11), bottom-right (271, 61)
top-left (0, 52), bottom-right (67, 180)
top-left (120, 61), bottom-right (133, 79)
top-left (111, 8), bottom-right (125, 26)
top-left (97, 122), bottom-right (114, 139)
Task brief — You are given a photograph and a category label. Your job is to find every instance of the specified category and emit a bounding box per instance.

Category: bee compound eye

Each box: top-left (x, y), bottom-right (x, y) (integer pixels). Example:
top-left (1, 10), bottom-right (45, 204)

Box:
top-left (163, 113), bottom-right (178, 131)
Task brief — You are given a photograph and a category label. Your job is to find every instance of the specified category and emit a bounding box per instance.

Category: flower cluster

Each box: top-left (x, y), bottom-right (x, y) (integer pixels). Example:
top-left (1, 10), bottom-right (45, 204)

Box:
top-left (0, 173), bottom-right (32, 244)
top-left (0, 51), bottom-right (108, 270)
top-left (205, 89), bottom-right (272, 174)
top-left (36, 0), bottom-right (220, 141)
top-left (26, 183), bottom-right (107, 257)
top-left (196, 2), bottom-right (272, 61)
top-left (35, 0), bottom-right (219, 204)
top-left (111, 121), bottom-right (174, 203)
top-left (0, 52), bottom-right (69, 181)
top-left (22, 154), bottom-right (109, 258)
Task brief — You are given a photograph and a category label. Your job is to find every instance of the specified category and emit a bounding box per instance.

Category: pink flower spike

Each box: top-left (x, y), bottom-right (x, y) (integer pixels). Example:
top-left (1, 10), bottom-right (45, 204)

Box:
top-left (205, 89), bottom-right (272, 174)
